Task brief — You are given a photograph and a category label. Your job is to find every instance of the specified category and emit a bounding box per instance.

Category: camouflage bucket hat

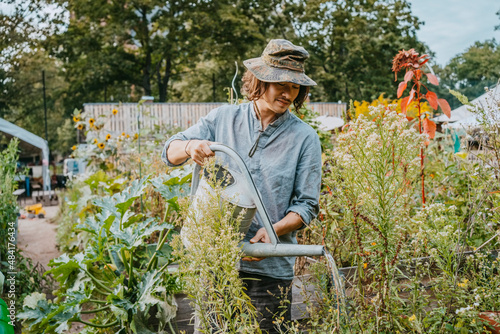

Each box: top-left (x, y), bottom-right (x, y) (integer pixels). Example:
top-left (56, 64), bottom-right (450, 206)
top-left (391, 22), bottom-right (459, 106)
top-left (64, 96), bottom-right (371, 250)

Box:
top-left (243, 39), bottom-right (317, 86)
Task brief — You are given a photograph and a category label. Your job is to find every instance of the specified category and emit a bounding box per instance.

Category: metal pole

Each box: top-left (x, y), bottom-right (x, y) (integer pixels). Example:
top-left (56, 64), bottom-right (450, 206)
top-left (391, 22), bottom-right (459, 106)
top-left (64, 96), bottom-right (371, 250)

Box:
top-left (42, 70), bottom-right (48, 141)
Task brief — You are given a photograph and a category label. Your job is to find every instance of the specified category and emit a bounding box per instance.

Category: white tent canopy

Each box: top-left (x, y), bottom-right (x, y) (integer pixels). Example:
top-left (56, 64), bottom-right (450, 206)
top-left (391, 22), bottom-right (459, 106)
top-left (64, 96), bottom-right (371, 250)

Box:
top-left (315, 115), bottom-right (345, 131)
top-left (0, 118), bottom-right (51, 191)
top-left (433, 85), bottom-right (500, 124)
top-left (433, 105), bottom-right (475, 123)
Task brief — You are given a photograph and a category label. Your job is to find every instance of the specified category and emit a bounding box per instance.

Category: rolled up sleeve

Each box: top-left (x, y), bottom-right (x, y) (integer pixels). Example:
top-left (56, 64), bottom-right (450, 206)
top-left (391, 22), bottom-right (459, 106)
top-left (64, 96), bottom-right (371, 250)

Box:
top-left (161, 108), bottom-right (220, 167)
top-left (285, 135), bottom-right (322, 225)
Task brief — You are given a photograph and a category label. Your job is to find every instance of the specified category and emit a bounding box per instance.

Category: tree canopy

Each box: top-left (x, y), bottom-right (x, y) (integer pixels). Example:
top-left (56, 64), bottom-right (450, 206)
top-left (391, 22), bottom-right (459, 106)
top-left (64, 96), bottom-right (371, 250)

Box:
top-left (2, 0), bottom-right (498, 156)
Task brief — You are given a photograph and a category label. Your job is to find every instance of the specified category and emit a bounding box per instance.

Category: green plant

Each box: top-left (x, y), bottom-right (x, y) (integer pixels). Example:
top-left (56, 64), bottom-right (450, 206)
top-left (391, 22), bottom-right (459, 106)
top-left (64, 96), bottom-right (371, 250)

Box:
top-left (0, 139), bottom-right (46, 332)
top-left (392, 48), bottom-right (452, 204)
top-left (321, 105), bottom-right (426, 331)
top-left (18, 170), bottom-right (191, 333)
top-left (173, 160), bottom-right (261, 333)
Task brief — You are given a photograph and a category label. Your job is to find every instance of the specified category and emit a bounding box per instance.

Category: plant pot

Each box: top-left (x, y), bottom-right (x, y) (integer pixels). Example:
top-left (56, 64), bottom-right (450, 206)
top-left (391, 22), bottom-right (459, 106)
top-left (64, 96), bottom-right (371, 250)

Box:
top-left (479, 311), bottom-right (500, 334)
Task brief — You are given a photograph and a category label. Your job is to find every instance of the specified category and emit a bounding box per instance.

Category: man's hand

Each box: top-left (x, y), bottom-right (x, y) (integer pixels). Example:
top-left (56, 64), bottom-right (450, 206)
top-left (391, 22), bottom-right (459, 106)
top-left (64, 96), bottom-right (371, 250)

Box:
top-left (186, 140), bottom-right (215, 166)
top-left (249, 227), bottom-right (271, 244)
top-left (242, 227), bottom-right (269, 262)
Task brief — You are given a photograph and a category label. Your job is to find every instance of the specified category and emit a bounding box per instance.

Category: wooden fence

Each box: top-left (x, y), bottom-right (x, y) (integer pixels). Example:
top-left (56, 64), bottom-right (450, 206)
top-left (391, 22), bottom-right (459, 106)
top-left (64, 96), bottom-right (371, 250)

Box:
top-left (83, 102), bottom-right (346, 134)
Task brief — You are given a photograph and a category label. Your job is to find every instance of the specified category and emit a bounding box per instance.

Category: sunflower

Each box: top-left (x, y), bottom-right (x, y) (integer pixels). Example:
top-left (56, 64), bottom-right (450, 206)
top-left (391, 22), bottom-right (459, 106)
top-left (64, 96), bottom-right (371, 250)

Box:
top-left (89, 118), bottom-right (95, 126)
top-left (98, 142), bottom-right (105, 149)
top-left (112, 108), bottom-right (118, 115)
top-left (106, 134), bottom-right (111, 141)
top-left (93, 138), bottom-right (98, 144)
top-left (71, 145), bottom-right (76, 151)
top-left (73, 116), bottom-right (80, 122)
top-left (77, 124), bottom-right (84, 130)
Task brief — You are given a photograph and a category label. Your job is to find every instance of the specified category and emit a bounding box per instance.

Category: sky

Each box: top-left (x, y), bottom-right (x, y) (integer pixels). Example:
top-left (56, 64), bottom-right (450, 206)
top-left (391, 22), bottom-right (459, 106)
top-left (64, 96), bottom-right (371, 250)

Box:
top-left (407, 0), bottom-right (500, 67)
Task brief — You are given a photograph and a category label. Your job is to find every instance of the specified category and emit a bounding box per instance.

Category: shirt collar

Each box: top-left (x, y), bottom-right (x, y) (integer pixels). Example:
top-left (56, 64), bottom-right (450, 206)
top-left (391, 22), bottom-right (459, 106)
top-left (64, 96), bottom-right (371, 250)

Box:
top-left (251, 101), bottom-right (291, 129)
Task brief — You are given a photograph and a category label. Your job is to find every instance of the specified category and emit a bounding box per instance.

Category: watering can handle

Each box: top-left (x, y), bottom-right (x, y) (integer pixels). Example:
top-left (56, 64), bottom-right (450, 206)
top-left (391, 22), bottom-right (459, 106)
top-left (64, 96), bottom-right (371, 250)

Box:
top-left (190, 143), bottom-right (280, 246)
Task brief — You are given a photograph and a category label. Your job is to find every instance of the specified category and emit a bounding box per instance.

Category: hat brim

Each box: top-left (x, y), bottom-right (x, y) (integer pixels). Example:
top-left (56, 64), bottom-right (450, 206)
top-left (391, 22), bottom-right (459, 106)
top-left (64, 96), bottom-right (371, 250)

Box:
top-left (243, 57), bottom-right (317, 86)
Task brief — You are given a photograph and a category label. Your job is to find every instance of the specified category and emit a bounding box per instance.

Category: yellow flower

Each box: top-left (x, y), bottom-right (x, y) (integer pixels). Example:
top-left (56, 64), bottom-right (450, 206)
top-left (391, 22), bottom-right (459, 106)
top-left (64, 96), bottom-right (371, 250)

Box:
top-left (77, 124), bottom-right (84, 130)
top-left (71, 145), bottom-right (76, 151)
top-left (93, 138), bottom-right (98, 144)
top-left (126, 134), bottom-right (130, 138)
top-left (409, 314), bottom-right (416, 322)
top-left (363, 263), bottom-right (368, 269)
top-left (106, 134), bottom-right (111, 141)
top-left (89, 118), bottom-right (95, 126)
top-left (73, 116), bottom-right (80, 122)
top-left (134, 133), bottom-right (138, 140)
top-left (371, 242), bottom-right (377, 246)
top-left (122, 132), bottom-right (126, 136)
top-left (112, 108), bottom-right (118, 115)
top-left (457, 278), bottom-right (469, 288)
top-left (98, 142), bottom-right (105, 149)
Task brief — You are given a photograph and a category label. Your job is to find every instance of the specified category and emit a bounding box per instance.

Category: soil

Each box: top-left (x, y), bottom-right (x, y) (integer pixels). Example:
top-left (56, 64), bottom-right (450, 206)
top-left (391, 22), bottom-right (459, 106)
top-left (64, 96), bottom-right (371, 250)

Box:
top-left (17, 205), bottom-right (61, 270)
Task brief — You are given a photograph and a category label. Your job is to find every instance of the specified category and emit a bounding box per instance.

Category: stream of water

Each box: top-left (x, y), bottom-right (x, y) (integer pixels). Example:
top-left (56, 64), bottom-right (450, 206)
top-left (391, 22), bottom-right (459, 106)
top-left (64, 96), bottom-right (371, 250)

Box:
top-left (324, 250), bottom-right (347, 325)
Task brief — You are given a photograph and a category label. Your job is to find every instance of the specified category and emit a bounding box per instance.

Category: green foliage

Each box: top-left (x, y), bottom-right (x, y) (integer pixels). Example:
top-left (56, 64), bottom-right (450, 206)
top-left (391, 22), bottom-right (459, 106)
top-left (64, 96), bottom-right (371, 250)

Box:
top-left (19, 172), bottom-right (191, 333)
top-left (0, 139), bottom-right (47, 332)
top-left (173, 160), bottom-right (261, 333)
top-left (286, 0), bottom-right (425, 102)
top-left (0, 139), bottom-right (20, 278)
top-left (433, 40), bottom-right (500, 110)
top-left (292, 102), bottom-right (333, 151)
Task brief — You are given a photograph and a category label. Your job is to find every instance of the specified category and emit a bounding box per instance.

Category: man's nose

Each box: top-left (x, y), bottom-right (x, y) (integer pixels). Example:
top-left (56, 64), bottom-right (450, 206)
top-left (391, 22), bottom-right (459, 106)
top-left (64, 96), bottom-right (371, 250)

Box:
top-left (281, 85), bottom-right (292, 98)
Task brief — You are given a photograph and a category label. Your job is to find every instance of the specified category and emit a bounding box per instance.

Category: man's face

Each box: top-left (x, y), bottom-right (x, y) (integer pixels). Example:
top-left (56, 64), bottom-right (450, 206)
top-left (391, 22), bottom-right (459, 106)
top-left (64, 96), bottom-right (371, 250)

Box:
top-left (261, 82), bottom-right (300, 114)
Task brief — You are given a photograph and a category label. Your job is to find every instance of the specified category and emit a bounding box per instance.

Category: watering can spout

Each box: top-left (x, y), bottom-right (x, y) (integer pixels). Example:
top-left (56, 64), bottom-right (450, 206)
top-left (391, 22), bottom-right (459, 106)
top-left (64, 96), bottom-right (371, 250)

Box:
top-left (241, 242), bottom-right (325, 258)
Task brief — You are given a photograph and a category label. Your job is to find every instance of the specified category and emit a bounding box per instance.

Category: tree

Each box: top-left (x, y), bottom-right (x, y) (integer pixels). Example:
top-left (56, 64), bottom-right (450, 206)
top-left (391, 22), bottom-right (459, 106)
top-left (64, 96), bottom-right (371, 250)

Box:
top-left (284, 0), bottom-right (425, 102)
top-left (433, 39), bottom-right (500, 110)
top-left (169, 0), bottom-right (295, 102)
top-left (0, 1), bottom-right (76, 157)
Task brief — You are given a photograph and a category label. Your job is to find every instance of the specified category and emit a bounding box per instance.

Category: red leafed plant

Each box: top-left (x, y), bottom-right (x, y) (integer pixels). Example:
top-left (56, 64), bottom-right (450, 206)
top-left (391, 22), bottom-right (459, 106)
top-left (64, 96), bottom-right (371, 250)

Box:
top-left (392, 48), bottom-right (452, 205)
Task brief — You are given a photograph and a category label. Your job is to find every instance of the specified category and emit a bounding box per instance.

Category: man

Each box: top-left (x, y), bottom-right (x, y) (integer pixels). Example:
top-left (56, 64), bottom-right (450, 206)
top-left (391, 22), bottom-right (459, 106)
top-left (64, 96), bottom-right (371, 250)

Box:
top-left (162, 39), bottom-right (322, 333)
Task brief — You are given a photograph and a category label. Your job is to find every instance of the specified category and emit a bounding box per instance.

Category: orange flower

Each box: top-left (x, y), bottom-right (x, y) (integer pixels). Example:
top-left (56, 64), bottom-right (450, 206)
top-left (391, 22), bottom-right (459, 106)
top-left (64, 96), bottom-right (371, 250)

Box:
top-left (391, 48), bottom-right (428, 79)
top-left (98, 142), bottom-right (105, 149)
top-left (363, 263), bottom-right (368, 269)
top-left (371, 242), bottom-right (376, 246)
top-left (122, 132), bottom-right (126, 136)
top-left (71, 145), bottom-right (76, 151)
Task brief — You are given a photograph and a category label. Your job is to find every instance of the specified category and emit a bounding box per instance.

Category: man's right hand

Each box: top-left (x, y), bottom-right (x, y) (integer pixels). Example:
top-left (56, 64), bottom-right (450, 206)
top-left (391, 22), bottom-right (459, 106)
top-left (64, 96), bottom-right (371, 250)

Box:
top-left (185, 140), bottom-right (215, 166)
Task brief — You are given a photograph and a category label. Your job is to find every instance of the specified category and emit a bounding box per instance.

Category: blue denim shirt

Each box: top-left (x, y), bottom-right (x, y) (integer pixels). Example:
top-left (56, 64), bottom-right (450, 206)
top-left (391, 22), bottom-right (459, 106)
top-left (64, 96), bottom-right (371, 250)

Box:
top-left (161, 102), bottom-right (322, 280)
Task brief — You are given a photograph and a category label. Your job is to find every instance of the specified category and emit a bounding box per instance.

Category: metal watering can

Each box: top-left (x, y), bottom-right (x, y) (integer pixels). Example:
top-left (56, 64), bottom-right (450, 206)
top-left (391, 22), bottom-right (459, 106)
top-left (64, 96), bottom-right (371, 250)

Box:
top-left (189, 143), bottom-right (325, 258)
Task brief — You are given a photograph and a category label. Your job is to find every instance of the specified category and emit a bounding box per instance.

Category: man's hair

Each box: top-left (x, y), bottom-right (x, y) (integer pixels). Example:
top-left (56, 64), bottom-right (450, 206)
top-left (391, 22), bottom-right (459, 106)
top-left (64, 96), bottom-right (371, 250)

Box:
top-left (241, 70), bottom-right (310, 111)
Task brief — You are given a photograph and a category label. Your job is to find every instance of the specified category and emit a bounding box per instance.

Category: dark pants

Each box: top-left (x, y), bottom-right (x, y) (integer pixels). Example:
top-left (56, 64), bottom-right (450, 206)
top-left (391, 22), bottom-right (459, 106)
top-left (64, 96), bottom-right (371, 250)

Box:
top-left (239, 271), bottom-right (293, 334)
